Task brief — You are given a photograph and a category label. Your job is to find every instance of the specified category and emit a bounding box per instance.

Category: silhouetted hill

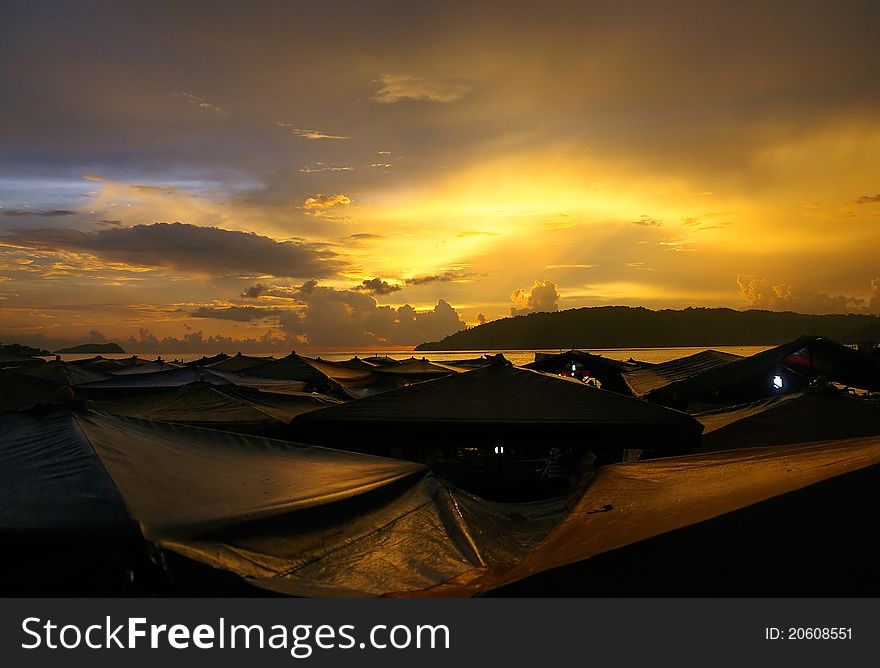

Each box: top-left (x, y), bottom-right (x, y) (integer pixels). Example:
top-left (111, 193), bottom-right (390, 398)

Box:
top-left (54, 342), bottom-right (126, 354)
top-left (0, 343), bottom-right (51, 357)
top-left (415, 307), bottom-right (880, 350)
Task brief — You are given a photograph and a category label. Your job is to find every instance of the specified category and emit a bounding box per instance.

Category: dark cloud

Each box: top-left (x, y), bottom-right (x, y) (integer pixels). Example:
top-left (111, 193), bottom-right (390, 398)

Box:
top-left (354, 278), bottom-right (402, 295)
top-left (343, 233), bottom-right (384, 241)
top-left (190, 305), bottom-right (287, 321)
top-left (7, 222), bottom-right (341, 278)
top-left (96, 219), bottom-right (123, 226)
top-left (241, 283), bottom-right (268, 298)
top-left (1, 209), bottom-right (76, 217)
top-left (278, 281), bottom-right (466, 346)
top-left (404, 271), bottom-right (471, 286)
top-left (124, 328), bottom-right (289, 354)
top-left (631, 215), bottom-right (662, 226)
top-left (856, 194), bottom-right (880, 204)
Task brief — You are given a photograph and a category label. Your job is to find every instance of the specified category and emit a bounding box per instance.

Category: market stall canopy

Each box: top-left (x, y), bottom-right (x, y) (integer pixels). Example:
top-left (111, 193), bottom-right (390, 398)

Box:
top-left (289, 359), bottom-right (703, 453)
top-left (78, 366), bottom-right (306, 393)
top-left (206, 353), bottom-right (275, 373)
top-left (4, 409), bottom-right (879, 596)
top-left (16, 360), bottom-right (110, 386)
top-left (525, 350), bottom-right (643, 394)
top-left (695, 389), bottom-right (880, 451)
top-left (89, 383), bottom-right (339, 434)
top-left (403, 434), bottom-right (880, 597)
top-left (639, 337), bottom-right (880, 409)
top-left (622, 349), bottom-right (743, 398)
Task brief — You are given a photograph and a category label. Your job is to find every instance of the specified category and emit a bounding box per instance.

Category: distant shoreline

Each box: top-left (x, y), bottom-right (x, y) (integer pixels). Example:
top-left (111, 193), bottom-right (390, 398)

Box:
top-left (416, 306), bottom-right (880, 351)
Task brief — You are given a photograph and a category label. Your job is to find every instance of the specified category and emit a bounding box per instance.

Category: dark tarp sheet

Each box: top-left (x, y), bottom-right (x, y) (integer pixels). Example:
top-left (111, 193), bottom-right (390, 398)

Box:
top-left (17, 360), bottom-right (110, 386)
top-left (371, 358), bottom-right (463, 376)
top-left (641, 336), bottom-right (880, 408)
top-left (69, 356), bottom-right (125, 373)
top-left (524, 350), bottom-right (640, 394)
top-left (0, 353), bottom-right (46, 369)
top-left (87, 383), bottom-right (340, 432)
top-left (79, 366), bottom-right (306, 393)
top-left (0, 369), bottom-right (60, 411)
top-left (695, 390), bottom-right (880, 451)
top-left (290, 362), bottom-right (703, 452)
top-left (78, 412), bottom-right (564, 596)
top-left (622, 349), bottom-right (743, 397)
top-left (0, 412), bottom-right (131, 534)
top-left (206, 354), bottom-right (276, 373)
top-left (108, 361), bottom-right (183, 375)
top-left (245, 354), bottom-right (329, 386)
top-left (4, 409), bottom-right (880, 596)
top-left (404, 434), bottom-right (880, 596)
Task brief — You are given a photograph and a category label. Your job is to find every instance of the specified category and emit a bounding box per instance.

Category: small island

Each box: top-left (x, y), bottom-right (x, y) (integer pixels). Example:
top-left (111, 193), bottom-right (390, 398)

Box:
top-left (54, 342), bottom-right (126, 354)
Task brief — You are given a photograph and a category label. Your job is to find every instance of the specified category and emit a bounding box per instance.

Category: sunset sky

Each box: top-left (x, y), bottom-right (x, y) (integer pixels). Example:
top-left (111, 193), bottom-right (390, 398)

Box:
top-left (2, 1), bottom-right (879, 351)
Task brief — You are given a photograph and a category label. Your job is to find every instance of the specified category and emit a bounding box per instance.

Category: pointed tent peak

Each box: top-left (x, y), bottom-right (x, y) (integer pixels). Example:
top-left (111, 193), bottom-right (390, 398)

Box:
top-left (486, 353), bottom-right (511, 367)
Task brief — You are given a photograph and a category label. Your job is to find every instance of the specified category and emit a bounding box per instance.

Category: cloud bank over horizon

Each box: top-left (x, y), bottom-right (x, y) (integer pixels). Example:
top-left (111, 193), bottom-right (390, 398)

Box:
top-left (2, 2), bottom-right (880, 347)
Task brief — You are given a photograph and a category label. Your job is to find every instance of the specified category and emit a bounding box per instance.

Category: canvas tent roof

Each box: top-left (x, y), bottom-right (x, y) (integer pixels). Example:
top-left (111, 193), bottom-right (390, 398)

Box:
top-left (108, 360), bottom-right (183, 375)
top-left (525, 350), bottom-right (641, 394)
top-left (185, 353), bottom-right (230, 367)
top-left (290, 361), bottom-right (703, 452)
top-left (4, 409), bottom-right (880, 596)
top-left (398, 434), bottom-right (880, 596)
top-left (16, 360), bottom-right (110, 386)
top-left (622, 349), bottom-right (743, 398)
top-left (695, 389), bottom-right (880, 451)
top-left (206, 353), bottom-right (275, 373)
top-left (89, 383), bottom-right (340, 434)
top-left (645, 336), bottom-right (840, 408)
top-left (0, 369), bottom-right (69, 412)
top-left (77, 366), bottom-right (306, 393)
top-left (1, 409), bottom-right (560, 595)
top-left (68, 356), bottom-right (125, 373)
top-left (640, 336), bottom-right (880, 408)
top-left (0, 352), bottom-right (46, 369)
top-left (245, 353), bottom-right (329, 385)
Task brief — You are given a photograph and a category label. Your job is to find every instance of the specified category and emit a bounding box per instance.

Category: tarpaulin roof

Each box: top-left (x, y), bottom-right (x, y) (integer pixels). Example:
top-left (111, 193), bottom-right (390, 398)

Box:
top-left (68, 356), bottom-right (126, 373)
top-left (77, 366), bottom-right (306, 393)
top-left (16, 360), bottom-right (110, 386)
top-left (79, 366), bottom-right (233, 388)
top-left (361, 355), bottom-right (399, 366)
top-left (246, 354), bottom-right (329, 385)
top-left (303, 357), bottom-right (463, 396)
top-left (0, 353), bottom-right (46, 369)
top-left (108, 361), bottom-right (183, 375)
top-left (525, 350), bottom-right (642, 394)
top-left (695, 389), bottom-right (880, 451)
top-left (372, 358), bottom-right (464, 376)
top-left (185, 353), bottom-right (230, 367)
top-left (640, 336), bottom-right (880, 408)
top-left (289, 362), bottom-right (703, 452)
top-left (400, 434), bottom-right (880, 596)
top-left (622, 349), bottom-right (743, 397)
top-left (4, 409), bottom-right (880, 596)
top-left (0, 411), bottom-right (133, 535)
top-left (116, 355), bottom-right (155, 367)
top-left (0, 369), bottom-right (66, 411)
top-left (437, 355), bottom-right (497, 369)
top-left (88, 383), bottom-right (340, 433)
top-left (205, 353), bottom-right (275, 373)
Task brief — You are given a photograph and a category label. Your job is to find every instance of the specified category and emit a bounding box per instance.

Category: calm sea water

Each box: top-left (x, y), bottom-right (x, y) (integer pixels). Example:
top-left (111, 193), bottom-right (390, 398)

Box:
top-left (57, 346), bottom-right (774, 366)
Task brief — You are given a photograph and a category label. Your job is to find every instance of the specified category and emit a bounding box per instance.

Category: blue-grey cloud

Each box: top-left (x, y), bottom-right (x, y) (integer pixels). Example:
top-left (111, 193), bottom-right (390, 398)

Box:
top-left (7, 222), bottom-right (342, 278)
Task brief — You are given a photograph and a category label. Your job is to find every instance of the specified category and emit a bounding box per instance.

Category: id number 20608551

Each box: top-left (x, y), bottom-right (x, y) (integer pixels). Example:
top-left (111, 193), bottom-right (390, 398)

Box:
top-left (764, 627), bottom-right (852, 640)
